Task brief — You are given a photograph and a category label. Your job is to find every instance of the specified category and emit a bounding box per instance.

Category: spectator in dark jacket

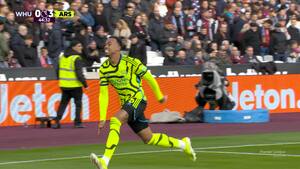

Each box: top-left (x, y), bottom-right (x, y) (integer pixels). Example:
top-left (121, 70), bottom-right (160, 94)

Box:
top-left (170, 7), bottom-right (185, 36)
top-left (260, 19), bottom-right (273, 56)
top-left (214, 23), bottom-right (231, 46)
top-left (92, 3), bottom-right (110, 32)
top-left (94, 25), bottom-right (107, 57)
top-left (241, 22), bottom-right (261, 55)
top-left (82, 40), bottom-right (101, 67)
top-left (148, 8), bottom-right (165, 51)
top-left (131, 14), bottom-right (149, 43)
top-left (160, 20), bottom-right (179, 51)
top-left (231, 11), bottom-right (250, 49)
top-left (128, 34), bottom-right (147, 65)
top-left (240, 46), bottom-right (260, 64)
top-left (45, 22), bottom-right (63, 68)
top-left (270, 23), bottom-right (291, 62)
top-left (176, 49), bottom-right (194, 65)
top-left (230, 47), bottom-right (242, 64)
top-left (216, 0), bottom-right (227, 17)
top-left (22, 35), bottom-right (41, 67)
top-left (163, 46), bottom-right (178, 66)
top-left (79, 3), bottom-right (95, 27)
top-left (9, 24), bottom-right (27, 67)
top-left (4, 11), bottom-right (18, 36)
top-left (104, 0), bottom-right (123, 34)
top-left (0, 20), bottom-right (9, 68)
top-left (288, 15), bottom-right (300, 44)
top-left (122, 4), bottom-right (136, 31)
top-left (131, 0), bottom-right (152, 16)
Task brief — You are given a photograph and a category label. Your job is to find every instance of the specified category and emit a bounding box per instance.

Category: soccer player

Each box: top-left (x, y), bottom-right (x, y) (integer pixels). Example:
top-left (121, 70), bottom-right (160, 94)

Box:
top-left (90, 36), bottom-right (196, 169)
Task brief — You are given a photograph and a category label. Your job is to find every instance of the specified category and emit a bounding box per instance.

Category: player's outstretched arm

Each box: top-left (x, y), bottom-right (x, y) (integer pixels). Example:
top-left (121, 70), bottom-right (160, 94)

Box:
top-left (142, 71), bottom-right (166, 103)
top-left (98, 85), bottom-right (109, 134)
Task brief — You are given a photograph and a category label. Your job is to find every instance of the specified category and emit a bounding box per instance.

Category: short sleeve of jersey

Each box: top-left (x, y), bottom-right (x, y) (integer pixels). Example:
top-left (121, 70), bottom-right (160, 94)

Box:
top-left (99, 68), bottom-right (109, 86)
top-left (133, 58), bottom-right (148, 77)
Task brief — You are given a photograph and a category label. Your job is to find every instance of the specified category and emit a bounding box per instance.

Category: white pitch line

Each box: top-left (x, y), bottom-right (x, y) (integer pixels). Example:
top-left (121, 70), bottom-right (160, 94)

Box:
top-left (1, 141), bottom-right (300, 165)
top-left (194, 141), bottom-right (300, 150)
top-left (198, 150), bottom-right (300, 157)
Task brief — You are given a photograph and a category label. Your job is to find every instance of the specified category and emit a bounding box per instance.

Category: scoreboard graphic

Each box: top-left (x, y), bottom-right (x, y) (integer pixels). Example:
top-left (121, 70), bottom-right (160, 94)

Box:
top-left (33, 10), bottom-right (75, 23)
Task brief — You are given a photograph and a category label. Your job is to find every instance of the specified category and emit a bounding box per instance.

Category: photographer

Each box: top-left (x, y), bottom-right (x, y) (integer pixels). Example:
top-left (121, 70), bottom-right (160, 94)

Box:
top-left (195, 62), bottom-right (234, 110)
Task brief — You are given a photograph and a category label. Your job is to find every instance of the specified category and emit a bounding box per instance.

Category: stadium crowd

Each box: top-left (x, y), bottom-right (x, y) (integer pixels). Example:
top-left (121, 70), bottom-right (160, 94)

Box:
top-left (0, 0), bottom-right (299, 68)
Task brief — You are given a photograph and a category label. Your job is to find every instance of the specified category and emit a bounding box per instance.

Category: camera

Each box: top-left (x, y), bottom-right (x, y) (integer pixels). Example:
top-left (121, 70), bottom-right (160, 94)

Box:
top-left (201, 71), bottom-right (214, 86)
top-left (195, 62), bottom-right (235, 110)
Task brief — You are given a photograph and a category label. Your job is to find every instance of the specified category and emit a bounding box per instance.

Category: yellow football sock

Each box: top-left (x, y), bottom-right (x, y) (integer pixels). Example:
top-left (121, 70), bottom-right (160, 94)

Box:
top-left (103, 117), bottom-right (122, 161)
top-left (147, 133), bottom-right (183, 149)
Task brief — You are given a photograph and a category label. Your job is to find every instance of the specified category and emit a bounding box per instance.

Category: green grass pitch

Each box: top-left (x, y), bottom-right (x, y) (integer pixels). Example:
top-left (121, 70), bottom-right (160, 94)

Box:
top-left (1, 132), bottom-right (300, 169)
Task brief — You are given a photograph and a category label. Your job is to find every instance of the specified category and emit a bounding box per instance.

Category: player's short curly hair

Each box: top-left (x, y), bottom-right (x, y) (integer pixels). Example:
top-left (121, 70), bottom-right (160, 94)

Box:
top-left (108, 35), bottom-right (122, 47)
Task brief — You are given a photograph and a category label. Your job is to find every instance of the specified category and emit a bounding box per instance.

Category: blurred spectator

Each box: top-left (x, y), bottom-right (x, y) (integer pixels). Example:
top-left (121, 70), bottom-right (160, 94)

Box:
top-left (276, 0), bottom-right (289, 11)
top-left (82, 40), bottom-right (101, 67)
top-left (169, 7), bottom-right (185, 37)
top-left (40, 47), bottom-right (52, 68)
top-left (270, 23), bottom-right (290, 62)
top-left (78, 3), bottom-right (95, 27)
top-left (176, 49), bottom-right (194, 65)
top-left (276, 7), bottom-right (288, 23)
top-left (160, 20), bottom-right (179, 51)
top-left (287, 40), bottom-right (300, 63)
top-left (154, 0), bottom-right (168, 18)
top-left (198, 27), bottom-right (211, 48)
top-left (260, 19), bottom-right (273, 56)
top-left (105, 0), bottom-right (122, 34)
top-left (184, 7), bottom-right (197, 38)
top-left (206, 50), bottom-right (219, 64)
top-left (191, 0), bottom-right (201, 18)
top-left (45, 22), bottom-right (63, 68)
top-left (9, 24), bottom-right (27, 67)
top-left (224, 3), bottom-right (237, 25)
top-left (122, 2), bottom-right (136, 31)
top-left (221, 40), bottom-right (231, 55)
top-left (194, 50), bottom-right (206, 65)
top-left (128, 34), bottom-right (147, 65)
top-left (288, 15), bottom-right (300, 44)
top-left (75, 25), bottom-right (89, 51)
top-left (131, 0), bottom-right (152, 16)
top-left (7, 50), bottom-right (21, 68)
top-left (0, 4), bottom-right (9, 23)
top-left (218, 45), bottom-right (232, 65)
top-left (241, 46), bottom-right (259, 64)
top-left (216, 0), bottom-right (227, 17)
top-left (287, 2), bottom-right (299, 17)
top-left (148, 7), bottom-right (164, 51)
top-left (197, 9), bottom-right (217, 41)
top-left (206, 42), bottom-right (218, 54)
top-left (200, 0), bottom-right (210, 14)
top-left (23, 35), bottom-right (40, 67)
top-left (131, 13), bottom-right (149, 44)
top-left (140, 12), bottom-right (149, 29)
top-left (230, 46), bottom-right (242, 64)
top-left (113, 19), bottom-right (131, 49)
top-left (241, 22), bottom-right (261, 55)
top-left (23, 0), bottom-right (35, 12)
top-left (191, 39), bottom-right (203, 55)
top-left (163, 46), bottom-right (177, 65)
top-left (4, 11), bottom-right (18, 35)
top-left (0, 20), bottom-right (8, 68)
top-left (231, 10), bottom-right (250, 49)
top-left (94, 25), bottom-right (108, 56)
top-left (182, 40), bottom-right (194, 59)
top-left (92, 3), bottom-right (110, 32)
top-left (214, 23), bottom-right (230, 46)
